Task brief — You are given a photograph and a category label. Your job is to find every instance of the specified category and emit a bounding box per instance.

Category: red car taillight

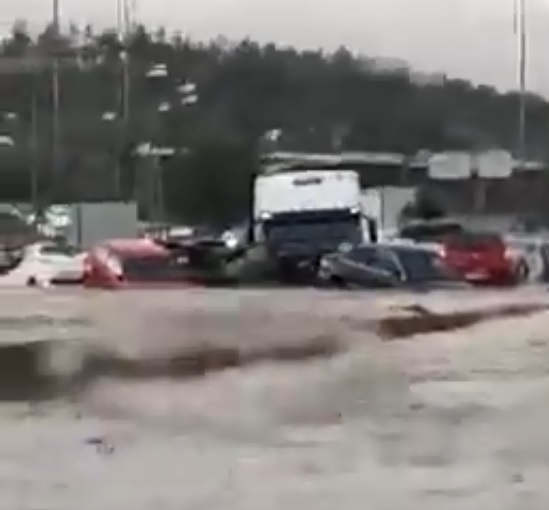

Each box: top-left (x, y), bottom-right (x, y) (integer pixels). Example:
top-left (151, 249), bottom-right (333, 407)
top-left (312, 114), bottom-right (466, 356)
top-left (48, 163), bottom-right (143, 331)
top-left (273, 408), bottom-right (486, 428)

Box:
top-left (503, 245), bottom-right (520, 262)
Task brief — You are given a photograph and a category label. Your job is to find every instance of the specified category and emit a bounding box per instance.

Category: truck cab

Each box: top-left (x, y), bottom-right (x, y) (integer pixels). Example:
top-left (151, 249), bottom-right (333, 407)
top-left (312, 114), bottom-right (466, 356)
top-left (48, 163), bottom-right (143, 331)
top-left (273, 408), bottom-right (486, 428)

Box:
top-left (253, 170), bottom-right (365, 279)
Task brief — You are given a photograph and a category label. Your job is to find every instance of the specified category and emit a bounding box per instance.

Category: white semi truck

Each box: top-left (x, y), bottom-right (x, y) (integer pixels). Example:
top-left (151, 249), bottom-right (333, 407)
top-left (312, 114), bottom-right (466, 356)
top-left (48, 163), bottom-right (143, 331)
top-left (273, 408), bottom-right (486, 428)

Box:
top-left (253, 169), bottom-right (368, 278)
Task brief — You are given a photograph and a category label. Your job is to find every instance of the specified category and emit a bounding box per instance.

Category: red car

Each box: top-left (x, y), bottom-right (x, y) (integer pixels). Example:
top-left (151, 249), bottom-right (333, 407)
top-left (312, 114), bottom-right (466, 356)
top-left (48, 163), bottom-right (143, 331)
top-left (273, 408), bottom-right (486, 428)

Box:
top-left (83, 238), bottom-right (194, 289)
top-left (439, 232), bottom-right (522, 286)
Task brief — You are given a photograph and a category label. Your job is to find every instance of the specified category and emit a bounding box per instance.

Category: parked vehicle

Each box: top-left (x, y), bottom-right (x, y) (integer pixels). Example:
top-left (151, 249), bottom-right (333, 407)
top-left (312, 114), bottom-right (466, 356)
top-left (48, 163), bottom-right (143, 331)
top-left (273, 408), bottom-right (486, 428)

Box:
top-left (83, 238), bottom-right (192, 289)
top-left (29, 242), bottom-right (86, 284)
top-left (504, 234), bottom-right (549, 283)
top-left (157, 236), bottom-right (241, 286)
top-left (317, 243), bottom-right (465, 289)
top-left (440, 232), bottom-right (523, 285)
top-left (0, 241), bottom-right (85, 287)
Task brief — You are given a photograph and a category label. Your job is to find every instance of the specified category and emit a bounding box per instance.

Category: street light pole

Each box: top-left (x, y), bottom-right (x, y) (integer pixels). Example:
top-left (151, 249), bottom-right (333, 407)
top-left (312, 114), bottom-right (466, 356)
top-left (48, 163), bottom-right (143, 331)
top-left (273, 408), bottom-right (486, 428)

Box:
top-left (52, 0), bottom-right (61, 194)
top-left (517, 0), bottom-right (527, 169)
top-left (138, 67), bottom-right (197, 226)
top-left (51, 0), bottom-right (82, 246)
top-left (121, 0), bottom-right (131, 123)
top-left (30, 78), bottom-right (39, 215)
top-left (118, 57), bottom-right (130, 199)
top-left (114, 0), bottom-right (132, 199)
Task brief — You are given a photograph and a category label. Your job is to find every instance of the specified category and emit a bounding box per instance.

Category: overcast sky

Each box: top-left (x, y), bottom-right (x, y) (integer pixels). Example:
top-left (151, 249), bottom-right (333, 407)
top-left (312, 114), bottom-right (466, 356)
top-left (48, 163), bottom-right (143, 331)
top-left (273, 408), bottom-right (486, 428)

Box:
top-left (3, 0), bottom-right (549, 96)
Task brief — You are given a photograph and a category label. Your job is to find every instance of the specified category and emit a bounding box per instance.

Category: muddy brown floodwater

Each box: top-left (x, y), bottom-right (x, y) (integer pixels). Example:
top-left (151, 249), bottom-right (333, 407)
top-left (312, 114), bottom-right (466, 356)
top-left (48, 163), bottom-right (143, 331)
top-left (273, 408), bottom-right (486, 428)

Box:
top-left (0, 286), bottom-right (548, 509)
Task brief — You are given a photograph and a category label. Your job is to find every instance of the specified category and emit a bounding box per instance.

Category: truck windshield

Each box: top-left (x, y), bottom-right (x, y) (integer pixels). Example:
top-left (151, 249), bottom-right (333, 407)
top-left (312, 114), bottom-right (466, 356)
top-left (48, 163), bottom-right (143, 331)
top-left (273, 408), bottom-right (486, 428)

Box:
top-left (264, 210), bottom-right (362, 245)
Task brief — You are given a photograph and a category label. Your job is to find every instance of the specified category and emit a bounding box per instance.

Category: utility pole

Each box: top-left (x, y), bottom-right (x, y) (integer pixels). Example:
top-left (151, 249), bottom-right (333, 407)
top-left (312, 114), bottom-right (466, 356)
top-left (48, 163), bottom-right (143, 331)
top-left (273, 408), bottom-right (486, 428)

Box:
top-left (117, 0), bottom-right (132, 198)
top-left (517, 0), bottom-right (527, 169)
top-left (30, 77), bottom-right (39, 214)
top-left (122, 0), bottom-right (132, 121)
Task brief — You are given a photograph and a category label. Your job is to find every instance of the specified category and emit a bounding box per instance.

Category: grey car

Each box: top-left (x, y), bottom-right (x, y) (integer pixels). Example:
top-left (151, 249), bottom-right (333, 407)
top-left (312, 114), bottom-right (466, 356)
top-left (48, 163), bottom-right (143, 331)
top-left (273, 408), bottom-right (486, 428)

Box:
top-left (318, 243), bottom-right (468, 290)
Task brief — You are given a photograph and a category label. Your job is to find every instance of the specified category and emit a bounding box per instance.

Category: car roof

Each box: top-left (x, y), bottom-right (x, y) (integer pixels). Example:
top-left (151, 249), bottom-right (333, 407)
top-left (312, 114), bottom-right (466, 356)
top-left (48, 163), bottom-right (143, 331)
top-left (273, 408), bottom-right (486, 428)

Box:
top-left (102, 238), bottom-right (168, 256)
top-left (403, 218), bottom-right (462, 227)
top-left (351, 243), bottom-right (435, 255)
top-left (446, 231), bottom-right (502, 242)
top-left (382, 244), bottom-right (435, 255)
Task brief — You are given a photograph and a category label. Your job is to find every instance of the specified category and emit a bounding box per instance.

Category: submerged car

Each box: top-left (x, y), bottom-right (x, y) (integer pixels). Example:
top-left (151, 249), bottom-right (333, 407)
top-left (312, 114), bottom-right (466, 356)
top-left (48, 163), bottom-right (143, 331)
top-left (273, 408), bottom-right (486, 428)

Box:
top-left (157, 236), bottom-right (241, 286)
top-left (318, 243), bottom-right (465, 289)
top-left (503, 234), bottom-right (549, 283)
top-left (440, 232), bottom-right (524, 286)
top-left (27, 242), bottom-right (85, 284)
top-left (0, 241), bottom-right (85, 287)
top-left (83, 238), bottom-right (193, 289)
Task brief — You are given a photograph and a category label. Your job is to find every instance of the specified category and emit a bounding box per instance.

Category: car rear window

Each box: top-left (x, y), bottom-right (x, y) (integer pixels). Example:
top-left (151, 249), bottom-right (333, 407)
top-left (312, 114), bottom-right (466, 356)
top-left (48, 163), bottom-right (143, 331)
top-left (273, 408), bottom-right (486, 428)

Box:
top-left (446, 232), bottom-right (503, 249)
top-left (347, 246), bottom-right (401, 276)
top-left (121, 255), bottom-right (186, 281)
top-left (347, 246), bottom-right (381, 264)
top-left (41, 244), bottom-right (80, 256)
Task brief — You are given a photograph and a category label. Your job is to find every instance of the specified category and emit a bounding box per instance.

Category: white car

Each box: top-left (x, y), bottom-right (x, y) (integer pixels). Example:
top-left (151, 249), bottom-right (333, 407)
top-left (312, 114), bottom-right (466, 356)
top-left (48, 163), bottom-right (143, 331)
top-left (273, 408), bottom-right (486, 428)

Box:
top-left (0, 242), bottom-right (86, 287)
top-left (504, 235), bottom-right (549, 283)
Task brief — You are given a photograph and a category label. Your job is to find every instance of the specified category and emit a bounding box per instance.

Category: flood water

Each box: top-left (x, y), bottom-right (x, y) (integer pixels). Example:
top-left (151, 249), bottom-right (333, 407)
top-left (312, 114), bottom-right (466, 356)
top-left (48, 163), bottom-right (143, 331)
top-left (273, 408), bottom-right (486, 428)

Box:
top-left (0, 287), bottom-right (548, 509)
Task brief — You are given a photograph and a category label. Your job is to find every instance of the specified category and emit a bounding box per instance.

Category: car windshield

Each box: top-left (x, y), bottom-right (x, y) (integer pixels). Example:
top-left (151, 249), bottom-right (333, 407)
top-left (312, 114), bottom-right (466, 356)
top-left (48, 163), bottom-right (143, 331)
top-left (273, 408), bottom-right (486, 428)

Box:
top-left (268, 220), bottom-right (361, 242)
top-left (265, 210), bottom-right (362, 245)
top-left (348, 246), bottom-right (400, 274)
top-left (446, 232), bottom-right (502, 249)
top-left (121, 255), bottom-right (187, 282)
top-left (41, 243), bottom-right (80, 256)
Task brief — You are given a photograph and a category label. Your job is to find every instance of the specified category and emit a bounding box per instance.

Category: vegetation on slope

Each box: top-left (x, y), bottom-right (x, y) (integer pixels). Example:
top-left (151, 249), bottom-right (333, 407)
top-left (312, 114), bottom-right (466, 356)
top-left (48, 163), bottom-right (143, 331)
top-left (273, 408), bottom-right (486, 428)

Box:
top-left (0, 22), bottom-right (546, 223)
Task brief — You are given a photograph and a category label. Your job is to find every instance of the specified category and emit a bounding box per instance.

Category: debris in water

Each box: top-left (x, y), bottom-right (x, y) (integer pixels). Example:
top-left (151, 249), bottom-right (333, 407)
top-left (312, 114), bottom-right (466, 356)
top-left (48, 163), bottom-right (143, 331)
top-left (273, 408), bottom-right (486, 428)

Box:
top-left (85, 436), bottom-right (115, 455)
top-left (378, 303), bottom-right (549, 339)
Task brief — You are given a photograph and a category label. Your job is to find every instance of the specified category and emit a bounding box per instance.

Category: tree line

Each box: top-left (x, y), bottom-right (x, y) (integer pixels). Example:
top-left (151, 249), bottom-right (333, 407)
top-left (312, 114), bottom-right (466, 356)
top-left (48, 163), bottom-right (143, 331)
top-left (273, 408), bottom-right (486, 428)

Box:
top-left (0, 21), bottom-right (547, 225)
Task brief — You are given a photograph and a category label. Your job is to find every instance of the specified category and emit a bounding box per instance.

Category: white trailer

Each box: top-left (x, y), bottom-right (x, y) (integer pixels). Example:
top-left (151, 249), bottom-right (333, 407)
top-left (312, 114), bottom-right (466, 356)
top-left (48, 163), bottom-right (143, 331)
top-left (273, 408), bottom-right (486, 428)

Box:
top-left (360, 186), bottom-right (416, 241)
top-left (64, 202), bottom-right (139, 250)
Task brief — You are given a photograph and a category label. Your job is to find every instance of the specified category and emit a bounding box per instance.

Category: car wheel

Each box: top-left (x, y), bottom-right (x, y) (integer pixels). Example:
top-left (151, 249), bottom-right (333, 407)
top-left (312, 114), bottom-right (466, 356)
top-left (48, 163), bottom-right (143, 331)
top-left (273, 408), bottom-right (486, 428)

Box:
top-left (27, 276), bottom-right (37, 287)
top-left (515, 260), bottom-right (529, 283)
top-left (330, 275), bottom-right (346, 289)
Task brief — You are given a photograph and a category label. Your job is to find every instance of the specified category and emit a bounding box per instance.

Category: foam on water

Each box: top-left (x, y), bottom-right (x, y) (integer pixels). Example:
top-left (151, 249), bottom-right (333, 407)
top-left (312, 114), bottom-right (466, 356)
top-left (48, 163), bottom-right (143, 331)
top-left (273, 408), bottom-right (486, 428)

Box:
top-left (76, 310), bottom-right (549, 510)
top-left (0, 287), bottom-right (547, 509)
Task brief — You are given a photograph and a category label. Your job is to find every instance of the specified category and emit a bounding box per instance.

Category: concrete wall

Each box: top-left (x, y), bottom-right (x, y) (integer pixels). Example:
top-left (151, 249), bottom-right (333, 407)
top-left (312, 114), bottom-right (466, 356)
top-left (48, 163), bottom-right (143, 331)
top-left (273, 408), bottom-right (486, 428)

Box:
top-left (65, 202), bottom-right (139, 249)
top-left (361, 186), bottom-right (415, 232)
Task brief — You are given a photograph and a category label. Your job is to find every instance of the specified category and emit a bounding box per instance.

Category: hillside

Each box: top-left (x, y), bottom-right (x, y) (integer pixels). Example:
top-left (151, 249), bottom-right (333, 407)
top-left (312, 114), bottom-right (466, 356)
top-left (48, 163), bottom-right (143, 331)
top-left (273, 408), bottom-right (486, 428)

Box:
top-left (0, 22), bottom-right (547, 223)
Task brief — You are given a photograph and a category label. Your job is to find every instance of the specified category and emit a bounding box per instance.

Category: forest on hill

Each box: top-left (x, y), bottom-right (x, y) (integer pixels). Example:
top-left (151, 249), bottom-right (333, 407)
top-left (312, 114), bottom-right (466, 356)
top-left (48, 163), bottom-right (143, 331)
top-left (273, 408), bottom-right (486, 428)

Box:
top-left (0, 21), bottom-right (547, 223)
